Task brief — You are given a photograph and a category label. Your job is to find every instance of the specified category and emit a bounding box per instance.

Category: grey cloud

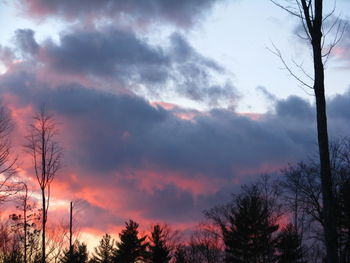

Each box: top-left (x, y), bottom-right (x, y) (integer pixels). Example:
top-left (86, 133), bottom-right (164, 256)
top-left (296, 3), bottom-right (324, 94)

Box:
top-left (15, 29), bottom-right (39, 56)
top-left (45, 28), bottom-right (168, 78)
top-left (2, 69), bottom-right (350, 228)
top-left (0, 71), bottom-right (314, 178)
top-left (275, 96), bottom-right (314, 121)
top-left (256, 86), bottom-right (277, 102)
top-left (24, 0), bottom-right (225, 27)
top-left (36, 28), bottom-right (236, 106)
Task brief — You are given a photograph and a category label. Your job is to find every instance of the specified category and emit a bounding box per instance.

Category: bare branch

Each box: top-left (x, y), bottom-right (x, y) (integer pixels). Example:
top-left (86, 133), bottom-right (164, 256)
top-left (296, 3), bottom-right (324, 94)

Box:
top-left (24, 106), bottom-right (63, 263)
top-left (268, 43), bottom-right (313, 89)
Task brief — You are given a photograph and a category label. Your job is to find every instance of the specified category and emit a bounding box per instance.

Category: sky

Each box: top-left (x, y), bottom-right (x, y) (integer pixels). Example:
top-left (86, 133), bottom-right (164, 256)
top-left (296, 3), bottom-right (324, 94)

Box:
top-left (0, 0), bottom-right (350, 249)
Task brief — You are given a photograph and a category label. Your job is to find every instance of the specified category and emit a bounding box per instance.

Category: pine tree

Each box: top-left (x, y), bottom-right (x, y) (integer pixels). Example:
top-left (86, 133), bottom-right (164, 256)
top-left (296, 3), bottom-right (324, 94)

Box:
top-left (91, 234), bottom-right (114, 263)
top-left (148, 225), bottom-right (171, 263)
top-left (276, 224), bottom-right (305, 263)
top-left (61, 242), bottom-right (88, 263)
top-left (222, 187), bottom-right (279, 263)
top-left (113, 220), bottom-right (148, 263)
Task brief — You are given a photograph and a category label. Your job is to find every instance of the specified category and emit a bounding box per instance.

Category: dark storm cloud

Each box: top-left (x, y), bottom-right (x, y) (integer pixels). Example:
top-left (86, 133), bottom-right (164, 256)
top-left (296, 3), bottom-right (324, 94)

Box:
top-left (24, 0), bottom-right (225, 27)
top-left (121, 182), bottom-right (197, 222)
top-left (32, 27), bottom-right (236, 106)
top-left (328, 90), bottom-right (350, 120)
top-left (44, 28), bottom-right (169, 80)
top-left (275, 96), bottom-right (314, 121)
top-left (0, 70), bottom-right (313, 178)
top-left (2, 68), bottom-right (350, 227)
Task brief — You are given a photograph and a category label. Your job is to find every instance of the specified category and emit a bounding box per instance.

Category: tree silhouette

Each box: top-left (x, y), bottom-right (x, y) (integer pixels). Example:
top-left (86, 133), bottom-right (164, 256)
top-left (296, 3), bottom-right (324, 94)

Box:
top-left (337, 178), bottom-right (350, 262)
top-left (61, 242), bottom-right (88, 263)
top-left (271, 1), bottom-right (346, 261)
top-left (91, 234), bottom-right (114, 263)
top-left (24, 107), bottom-right (63, 263)
top-left (276, 224), bottom-right (305, 263)
top-left (113, 220), bottom-right (148, 263)
top-left (207, 186), bottom-right (279, 263)
top-left (0, 106), bottom-right (18, 204)
top-left (0, 220), bottom-right (22, 263)
top-left (189, 227), bottom-right (223, 263)
top-left (279, 138), bottom-right (350, 261)
top-left (173, 246), bottom-right (188, 263)
top-left (148, 224), bottom-right (171, 263)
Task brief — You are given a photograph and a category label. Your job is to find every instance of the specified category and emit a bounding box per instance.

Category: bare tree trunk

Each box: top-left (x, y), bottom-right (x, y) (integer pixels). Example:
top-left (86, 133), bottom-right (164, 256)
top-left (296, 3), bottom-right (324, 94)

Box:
top-left (272, 0), bottom-right (341, 261)
top-left (312, 1), bottom-right (338, 262)
top-left (25, 108), bottom-right (62, 263)
top-left (69, 201), bottom-right (73, 259)
top-left (42, 188), bottom-right (46, 263)
top-left (23, 184), bottom-right (28, 263)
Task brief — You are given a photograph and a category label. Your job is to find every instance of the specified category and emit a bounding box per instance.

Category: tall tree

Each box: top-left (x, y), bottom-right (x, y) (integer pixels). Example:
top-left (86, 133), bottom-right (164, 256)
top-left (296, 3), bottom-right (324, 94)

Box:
top-left (91, 234), bottom-right (114, 263)
top-left (207, 186), bottom-right (279, 263)
top-left (271, 1), bottom-right (345, 262)
top-left (24, 107), bottom-right (63, 263)
top-left (148, 224), bottom-right (171, 263)
top-left (276, 224), bottom-right (305, 263)
top-left (113, 220), bottom-right (148, 263)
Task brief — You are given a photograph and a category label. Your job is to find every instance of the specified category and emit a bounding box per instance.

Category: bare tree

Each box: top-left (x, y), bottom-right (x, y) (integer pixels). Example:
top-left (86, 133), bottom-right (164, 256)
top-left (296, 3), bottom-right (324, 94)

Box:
top-left (279, 138), bottom-right (350, 262)
top-left (270, 1), bottom-right (346, 262)
top-left (0, 106), bottom-right (18, 203)
top-left (11, 182), bottom-right (30, 263)
top-left (189, 225), bottom-right (224, 263)
top-left (24, 107), bottom-right (63, 263)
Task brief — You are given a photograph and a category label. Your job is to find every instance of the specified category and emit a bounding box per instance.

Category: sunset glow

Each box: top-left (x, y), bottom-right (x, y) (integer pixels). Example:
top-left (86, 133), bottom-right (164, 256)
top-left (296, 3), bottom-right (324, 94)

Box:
top-left (0, 1), bottom-right (350, 261)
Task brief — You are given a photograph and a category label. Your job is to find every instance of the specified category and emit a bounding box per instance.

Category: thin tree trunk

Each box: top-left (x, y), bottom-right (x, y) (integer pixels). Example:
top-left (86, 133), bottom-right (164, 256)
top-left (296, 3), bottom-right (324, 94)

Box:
top-left (312, 1), bottom-right (338, 261)
top-left (69, 201), bottom-right (73, 259)
top-left (42, 188), bottom-right (46, 263)
top-left (24, 185), bottom-right (28, 263)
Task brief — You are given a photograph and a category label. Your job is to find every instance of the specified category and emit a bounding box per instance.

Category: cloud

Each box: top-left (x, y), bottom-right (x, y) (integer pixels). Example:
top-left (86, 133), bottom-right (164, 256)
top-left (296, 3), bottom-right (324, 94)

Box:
top-left (332, 21), bottom-right (350, 67)
top-left (15, 29), bottom-right (39, 57)
top-left (0, 70), bottom-right (310, 178)
top-left (15, 27), bottom-right (236, 107)
top-left (43, 28), bottom-right (168, 78)
top-left (2, 39), bottom-right (350, 234)
top-left (256, 86), bottom-right (277, 102)
top-left (22, 0), bottom-right (225, 27)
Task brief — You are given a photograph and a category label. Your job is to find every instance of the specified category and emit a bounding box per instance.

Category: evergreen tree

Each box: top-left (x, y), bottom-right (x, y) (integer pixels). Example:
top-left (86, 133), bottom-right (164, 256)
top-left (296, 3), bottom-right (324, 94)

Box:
top-left (113, 220), bottom-right (148, 263)
top-left (221, 187), bottom-right (279, 263)
top-left (91, 234), bottom-right (114, 263)
top-left (61, 242), bottom-right (88, 263)
top-left (276, 224), bottom-right (305, 263)
top-left (148, 225), bottom-right (171, 263)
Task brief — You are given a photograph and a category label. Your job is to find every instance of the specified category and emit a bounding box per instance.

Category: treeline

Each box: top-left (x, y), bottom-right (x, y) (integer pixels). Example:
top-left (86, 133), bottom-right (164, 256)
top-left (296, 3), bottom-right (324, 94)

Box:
top-left (83, 138), bottom-right (349, 263)
top-left (1, 138), bottom-right (350, 262)
top-left (0, 104), bottom-right (350, 263)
